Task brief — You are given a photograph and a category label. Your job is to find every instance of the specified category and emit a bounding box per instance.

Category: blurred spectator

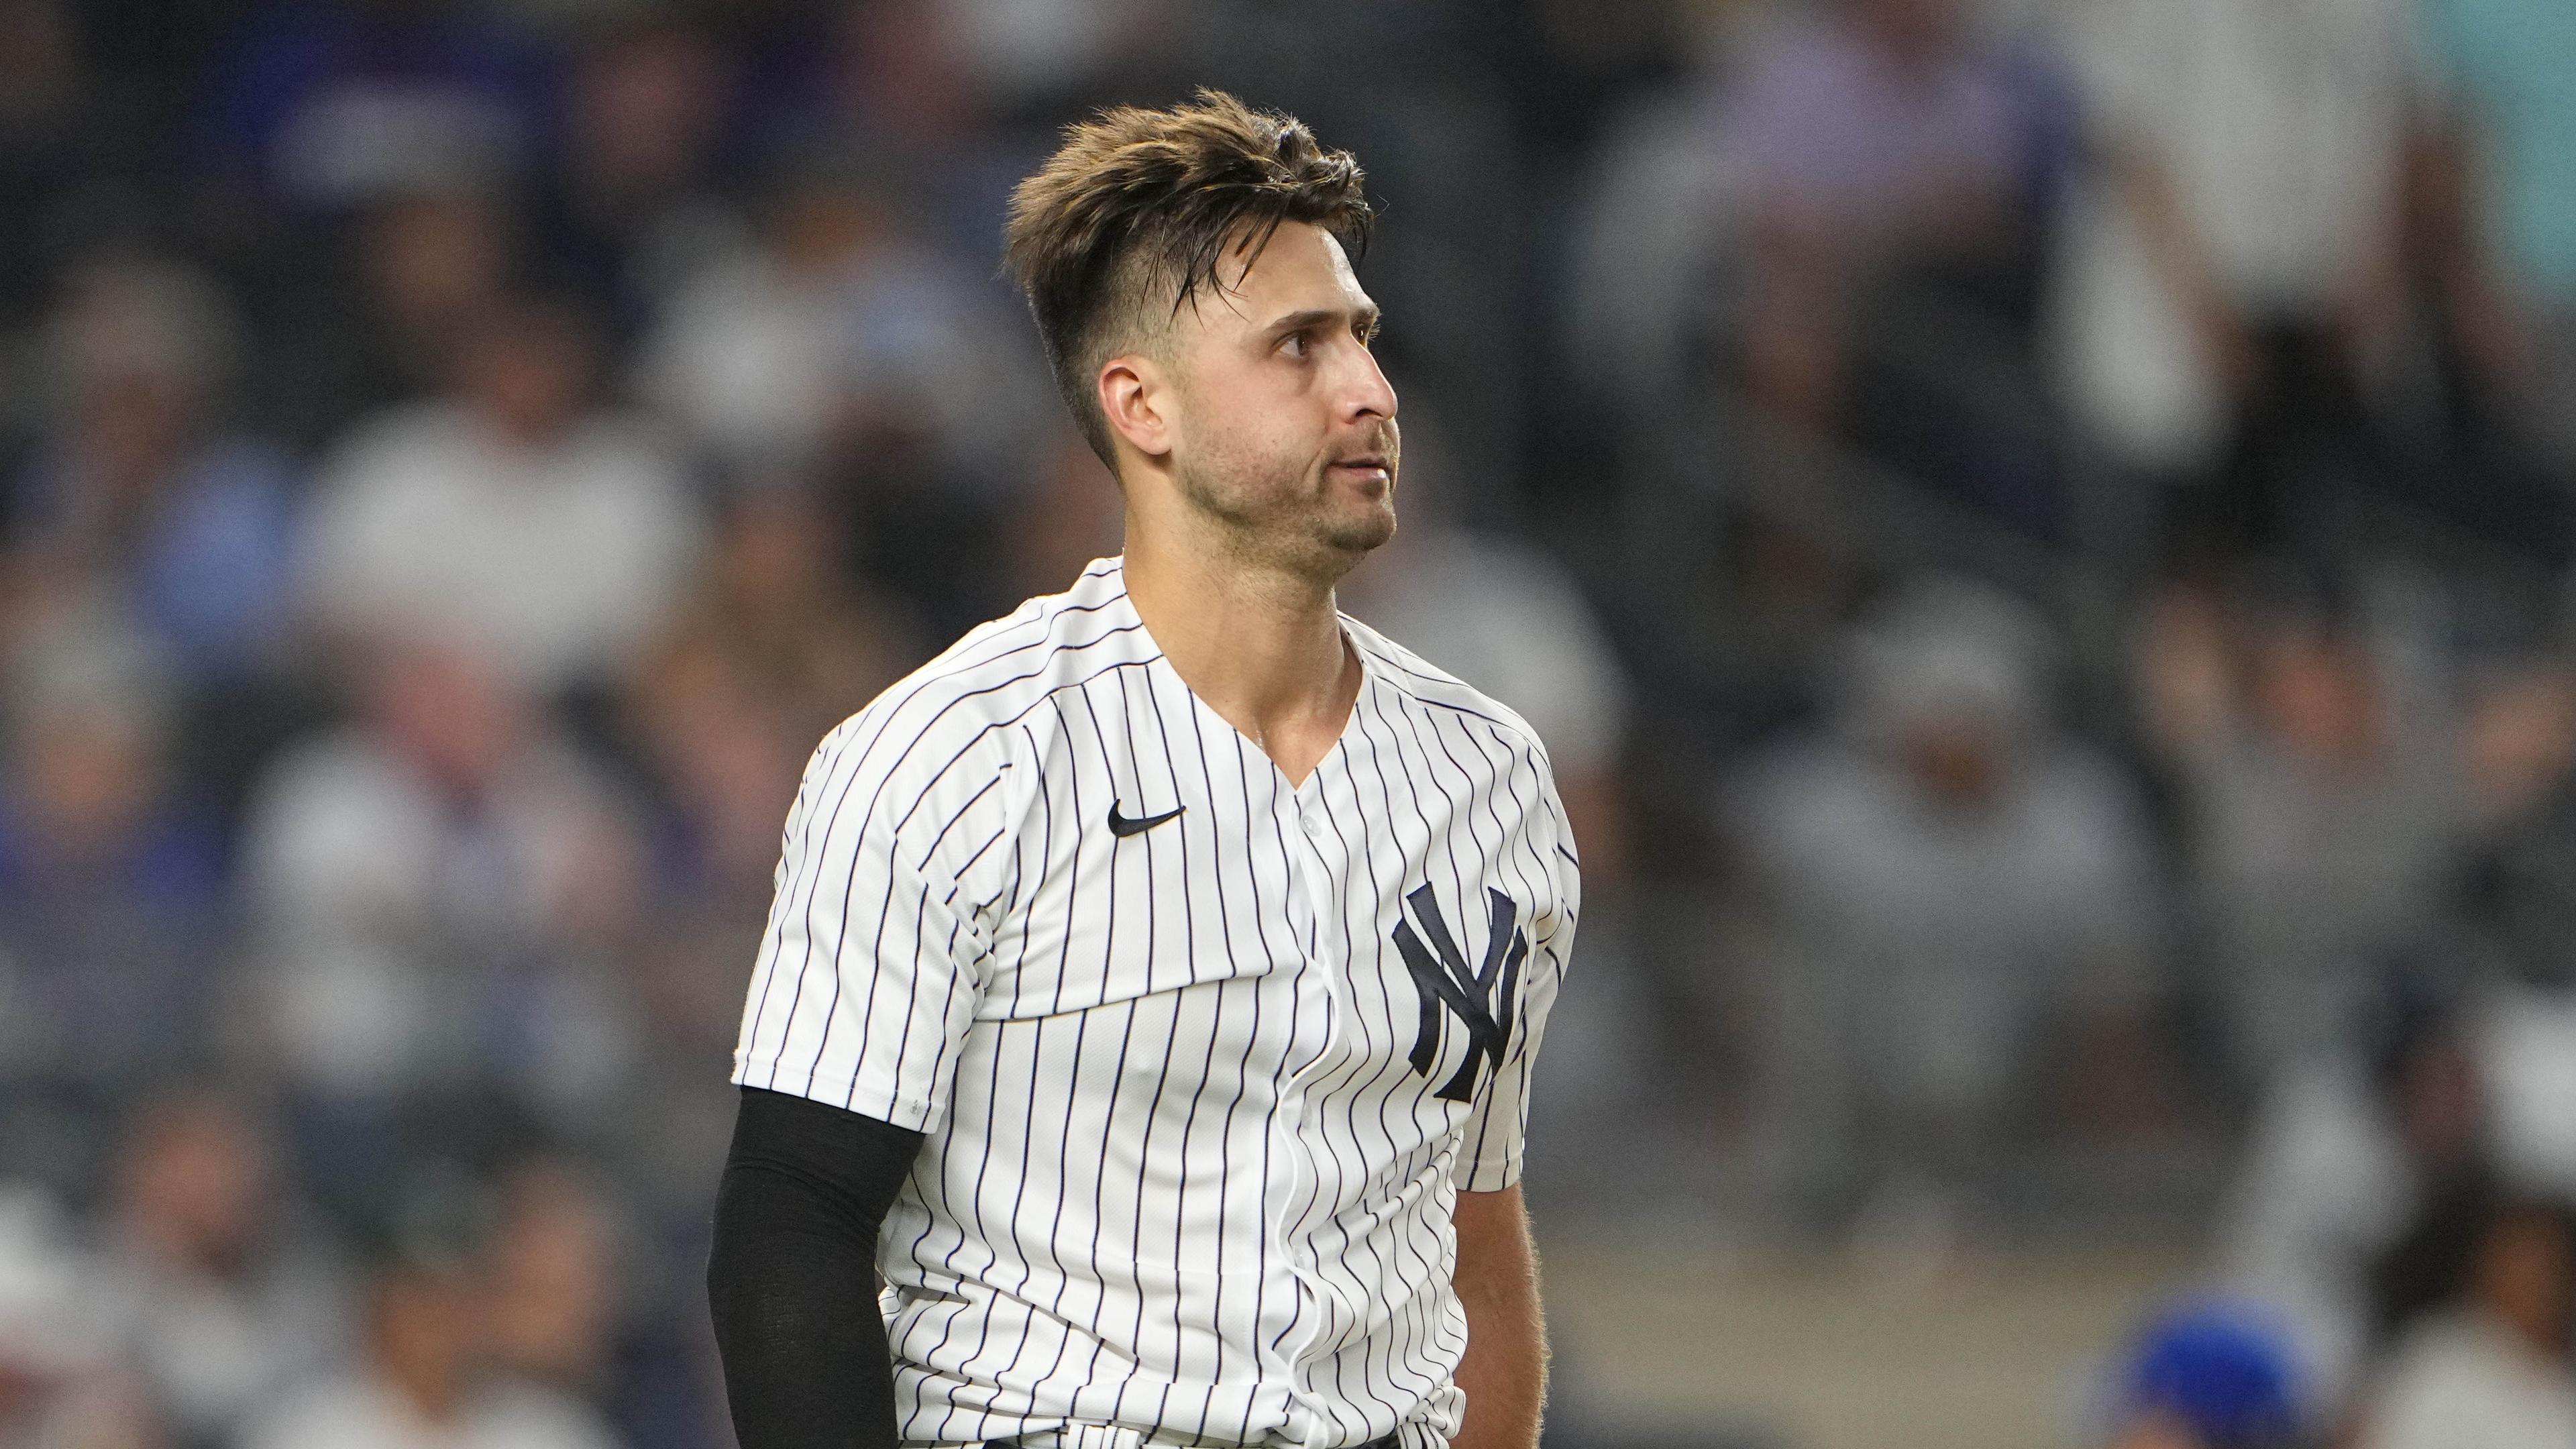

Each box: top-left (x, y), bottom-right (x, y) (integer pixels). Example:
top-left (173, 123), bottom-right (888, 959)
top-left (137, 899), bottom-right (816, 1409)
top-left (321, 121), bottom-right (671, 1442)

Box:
top-left (194, 1), bottom-right (555, 212)
top-left (237, 1183), bottom-right (621, 1449)
top-left (612, 626), bottom-right (801, 1026)
top-left (7, 260), bottom-right (296, 686)
top-left (2216, 973), bottom-right (2485, 1408)
top-left (2416, 0), bottom-right (2576, 484)
top-left (637, 156), bottom-right (1032, 476)
top-left (0, 0), bottom-right (79, 331)
top-left (2106, 1299), bottom-right (2306, 1449)
top-left (1727, 0), bottom-right (2070, 531)
top-left (636, 158), bottom-right (1036, 633)
top-left (1731, 576), bottom-right (2163, 1232)
top-left (2053, 0), bottom-right (2423, 551)
top-left (299, 298), bottom-right (703, 700)
top-left (0, 618), bottom-right (222, 1195)
top-left (631, 172), bottom-right (855, 476)
top-left (260, 187), bottom-right (517, 453)
top-left (531, 15), bottom-right (745, 347)
top-left (631, 484), bottom-right (912, 765)
top-left (0, 1185), bottom-right (155, 1449)
top-left (2137, 572), bottom-right (2576, 1073)
top-left (2475, 977), bottom-right (2576, 1203)
top-left (239, 639), bottom-right (645, 1155)
top-left (743, 2), bottom-right (978, 166)
top-left (635, 154), bottom-right (1044, 491)
top-left (2357, 1187), bottom-right (2576, 1448)
top-left (621, 650), bottom-right (796, 911)
top-left (484, 1165), bottom-right (618, 1407)
top-left (931, 0), bottom-right (1139, 115)
top-left (0, 0), bottom-right (152, 339)
top-left (93, 1091), bottom-right (343, 1449)
top-left (732, 0), bottom-right (1040, 259)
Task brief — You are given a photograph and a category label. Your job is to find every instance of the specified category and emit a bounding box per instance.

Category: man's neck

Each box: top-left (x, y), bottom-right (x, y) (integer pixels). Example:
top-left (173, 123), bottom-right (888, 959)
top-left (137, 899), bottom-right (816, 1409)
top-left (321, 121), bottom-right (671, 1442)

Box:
top-left (1121, 526), bottom-right (1360, 786)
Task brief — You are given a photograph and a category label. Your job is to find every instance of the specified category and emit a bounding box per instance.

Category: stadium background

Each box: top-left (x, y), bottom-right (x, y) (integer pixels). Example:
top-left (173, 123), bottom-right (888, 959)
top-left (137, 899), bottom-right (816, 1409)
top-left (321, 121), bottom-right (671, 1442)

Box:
top-left (3, 0), bottom-right (2574, 1445)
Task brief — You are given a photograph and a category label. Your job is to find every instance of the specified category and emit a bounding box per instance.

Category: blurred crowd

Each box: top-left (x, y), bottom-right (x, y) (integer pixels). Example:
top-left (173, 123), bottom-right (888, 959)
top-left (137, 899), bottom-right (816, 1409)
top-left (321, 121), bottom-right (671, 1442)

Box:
top-left (3, 1), bottom-right (2576, 1446)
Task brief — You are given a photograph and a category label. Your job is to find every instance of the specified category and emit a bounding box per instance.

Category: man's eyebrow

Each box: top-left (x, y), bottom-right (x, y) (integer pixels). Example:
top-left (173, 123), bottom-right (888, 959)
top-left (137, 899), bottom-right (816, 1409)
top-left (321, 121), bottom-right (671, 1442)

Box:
top-left (1265, 304), bottom-right (1381, 335)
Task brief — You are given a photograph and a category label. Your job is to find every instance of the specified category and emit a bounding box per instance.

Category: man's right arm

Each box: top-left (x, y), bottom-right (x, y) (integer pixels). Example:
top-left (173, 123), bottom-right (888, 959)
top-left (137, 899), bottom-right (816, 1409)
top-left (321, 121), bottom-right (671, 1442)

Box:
top-left (707, 1085), bottom-right (927, 1449)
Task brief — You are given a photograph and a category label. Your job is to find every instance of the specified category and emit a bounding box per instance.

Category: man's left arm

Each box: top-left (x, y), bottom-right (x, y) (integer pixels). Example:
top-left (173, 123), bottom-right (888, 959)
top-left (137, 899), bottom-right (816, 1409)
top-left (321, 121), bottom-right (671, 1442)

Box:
top-left (1450, 1184), bottom-right (1546, 1449)
top-left (1446, 747), bottom-right (1576, 1448)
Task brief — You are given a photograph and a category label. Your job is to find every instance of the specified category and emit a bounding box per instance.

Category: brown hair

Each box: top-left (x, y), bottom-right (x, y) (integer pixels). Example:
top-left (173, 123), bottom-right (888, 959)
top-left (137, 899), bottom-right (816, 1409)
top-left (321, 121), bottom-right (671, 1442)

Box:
top-left (1004, 89), bottom-right (1373, 465)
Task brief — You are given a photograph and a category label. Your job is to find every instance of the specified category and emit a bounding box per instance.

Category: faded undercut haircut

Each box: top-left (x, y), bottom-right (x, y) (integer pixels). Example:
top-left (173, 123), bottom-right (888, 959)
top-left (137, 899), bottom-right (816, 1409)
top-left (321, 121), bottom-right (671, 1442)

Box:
top-left (1004, 89), bottom-right (1373, 466)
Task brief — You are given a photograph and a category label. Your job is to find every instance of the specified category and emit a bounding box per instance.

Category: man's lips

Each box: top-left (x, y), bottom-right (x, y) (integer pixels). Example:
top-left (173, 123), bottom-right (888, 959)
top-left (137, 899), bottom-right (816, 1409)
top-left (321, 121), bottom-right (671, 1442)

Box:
top-left (1329, 455), bottom-right (1391, 478)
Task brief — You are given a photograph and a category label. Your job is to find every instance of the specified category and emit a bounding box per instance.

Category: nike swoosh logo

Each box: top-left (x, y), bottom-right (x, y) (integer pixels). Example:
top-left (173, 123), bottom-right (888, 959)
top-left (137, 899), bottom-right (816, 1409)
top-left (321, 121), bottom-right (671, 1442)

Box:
top-left (1108, 802), bottom-right (1184, 837)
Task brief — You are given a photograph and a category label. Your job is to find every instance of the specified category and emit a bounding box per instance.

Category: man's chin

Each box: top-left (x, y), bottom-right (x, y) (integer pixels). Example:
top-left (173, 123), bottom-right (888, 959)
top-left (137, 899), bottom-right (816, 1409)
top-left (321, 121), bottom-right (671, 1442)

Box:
top-left (1195, 486), bottom-right (1393, 579)
top-left (1324, 516), bottom-right (1396, 557)
top-left (1320, 497), bottom-right (1397, 555)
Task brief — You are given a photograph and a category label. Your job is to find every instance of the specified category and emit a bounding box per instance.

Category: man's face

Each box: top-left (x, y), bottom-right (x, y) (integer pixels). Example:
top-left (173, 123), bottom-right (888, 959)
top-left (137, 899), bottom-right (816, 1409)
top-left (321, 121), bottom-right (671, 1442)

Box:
top-left (1150, 221), bottom-right (1399, 578)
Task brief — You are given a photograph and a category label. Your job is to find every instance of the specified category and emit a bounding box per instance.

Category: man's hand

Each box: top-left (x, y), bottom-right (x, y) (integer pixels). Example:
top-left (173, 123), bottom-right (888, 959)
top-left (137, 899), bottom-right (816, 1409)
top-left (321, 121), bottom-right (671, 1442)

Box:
top-left (1450, 1185), bottom-right (1546, 1449)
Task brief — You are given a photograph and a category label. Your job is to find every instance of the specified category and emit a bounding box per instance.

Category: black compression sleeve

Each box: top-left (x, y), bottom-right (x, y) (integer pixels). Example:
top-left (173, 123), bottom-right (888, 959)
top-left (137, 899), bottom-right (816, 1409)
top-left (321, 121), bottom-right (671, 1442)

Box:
top-left (707, 1086), bottom-right (928, 1449)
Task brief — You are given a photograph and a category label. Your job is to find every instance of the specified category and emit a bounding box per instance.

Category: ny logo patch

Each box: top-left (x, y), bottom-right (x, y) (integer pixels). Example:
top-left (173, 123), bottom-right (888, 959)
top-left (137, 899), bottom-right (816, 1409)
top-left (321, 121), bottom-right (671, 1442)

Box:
top-left (1390, 884), bottom-right (1527, 1102)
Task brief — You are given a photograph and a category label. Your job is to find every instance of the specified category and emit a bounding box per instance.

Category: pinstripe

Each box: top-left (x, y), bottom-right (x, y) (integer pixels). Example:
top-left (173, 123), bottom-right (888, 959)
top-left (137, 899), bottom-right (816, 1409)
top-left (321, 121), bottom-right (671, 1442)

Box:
top-left (1137, 666), bottom-right (1240, 1427)
top-left (1288, 724), bottom-right (1413, 1422)
top-left (1339, 686), bottom-right (1450, 1406)
top-left (1091, 676), bottom-right (1175, 1428)
top-left (915, 775), bottom-right (1005, 867)
top-left (1341, 702), bottom-right (1454, 1387)
top-left (1248, 737), bottom-right (1314, 1362)
top-left (1181, 698), bottom-right (1271, 1443)
top-left (769, 620), bottom-right (1052, 1073)
top-left (755, 618), bottom-right (1151, 1102)
top-left (1256, 746), bottom-right (1337, 1365)
top-left (951, 823), bottom-right (1010, 885)
top-left (1441, 716), bottom-right (1548, 1179)
top-left (1321, 695), bottom-right (1446, 1401)
top-left (730, 561), bottom-right (1576, 1448)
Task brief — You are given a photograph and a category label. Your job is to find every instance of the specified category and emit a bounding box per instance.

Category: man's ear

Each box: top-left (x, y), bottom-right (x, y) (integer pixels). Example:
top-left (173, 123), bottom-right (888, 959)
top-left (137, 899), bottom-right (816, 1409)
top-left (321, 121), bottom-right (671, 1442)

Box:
top-left (1097, 353), bottom-right (1172, 463)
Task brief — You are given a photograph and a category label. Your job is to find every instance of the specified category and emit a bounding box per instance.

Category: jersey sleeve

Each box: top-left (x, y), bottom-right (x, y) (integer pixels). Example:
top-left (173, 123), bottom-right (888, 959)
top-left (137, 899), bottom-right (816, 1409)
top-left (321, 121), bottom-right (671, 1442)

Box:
top-left (1453, 747), bottom-right (1580, 1193)
top-left (731, 710), bottom-right (1020, 1134)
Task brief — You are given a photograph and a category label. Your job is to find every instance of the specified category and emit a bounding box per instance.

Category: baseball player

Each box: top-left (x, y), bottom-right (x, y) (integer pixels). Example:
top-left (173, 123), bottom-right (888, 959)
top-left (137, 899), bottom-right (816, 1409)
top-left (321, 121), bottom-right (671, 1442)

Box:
top-left (706, 90), bottom-right (1578, 1449)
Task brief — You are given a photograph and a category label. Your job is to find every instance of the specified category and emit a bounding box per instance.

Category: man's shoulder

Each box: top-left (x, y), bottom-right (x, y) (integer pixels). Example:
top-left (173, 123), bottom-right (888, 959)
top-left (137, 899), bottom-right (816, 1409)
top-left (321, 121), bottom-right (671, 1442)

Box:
top-left (1342, 613), bottom-right (1556, 773)
top-left (810, 559), bottom-right (1146, 782)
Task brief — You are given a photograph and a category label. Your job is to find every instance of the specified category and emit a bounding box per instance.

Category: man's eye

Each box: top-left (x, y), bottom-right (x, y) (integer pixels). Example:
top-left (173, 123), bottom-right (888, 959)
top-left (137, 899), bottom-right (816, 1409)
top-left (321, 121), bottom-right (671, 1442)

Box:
top-left (1281, 331), bottom-right (1310, 358)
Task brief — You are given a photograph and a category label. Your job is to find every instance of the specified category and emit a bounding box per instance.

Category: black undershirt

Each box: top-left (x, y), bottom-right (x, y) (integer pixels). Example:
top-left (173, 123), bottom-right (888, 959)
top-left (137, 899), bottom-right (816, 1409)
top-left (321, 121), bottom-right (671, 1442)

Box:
top-left (706, 1085), bottom-right (927, 1449)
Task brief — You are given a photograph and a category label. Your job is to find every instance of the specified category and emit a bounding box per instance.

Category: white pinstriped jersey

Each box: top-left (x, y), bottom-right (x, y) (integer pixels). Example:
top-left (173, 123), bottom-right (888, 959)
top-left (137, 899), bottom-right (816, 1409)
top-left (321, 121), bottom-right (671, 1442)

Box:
top-left (731, 557), bottom-right (1577, 1449)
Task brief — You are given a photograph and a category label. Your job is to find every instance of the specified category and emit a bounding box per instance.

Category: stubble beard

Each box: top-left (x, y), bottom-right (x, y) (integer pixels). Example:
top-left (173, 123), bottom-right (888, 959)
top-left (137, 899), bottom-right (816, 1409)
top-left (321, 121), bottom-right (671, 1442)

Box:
top-left (1176, 440), bottom-right (1397, 584)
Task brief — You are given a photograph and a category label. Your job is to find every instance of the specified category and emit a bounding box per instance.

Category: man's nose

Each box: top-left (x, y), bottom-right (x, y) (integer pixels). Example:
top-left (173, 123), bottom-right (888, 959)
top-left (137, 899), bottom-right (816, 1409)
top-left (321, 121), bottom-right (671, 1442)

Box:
top-left (1341, 343), bottom-right (1397, 423)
